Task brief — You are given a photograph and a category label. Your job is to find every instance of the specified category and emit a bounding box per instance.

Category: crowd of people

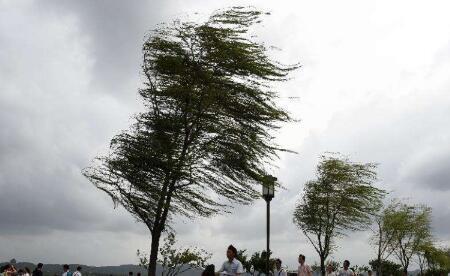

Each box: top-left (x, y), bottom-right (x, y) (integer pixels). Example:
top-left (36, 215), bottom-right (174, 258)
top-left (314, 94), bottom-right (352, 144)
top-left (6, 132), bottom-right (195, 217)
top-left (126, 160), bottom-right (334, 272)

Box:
top-left (2, 246), bottom-right (377, 276)
top-left (0, 264), bottom-right (82, 276)
top-left (205, 245), bottom-right (376, 276)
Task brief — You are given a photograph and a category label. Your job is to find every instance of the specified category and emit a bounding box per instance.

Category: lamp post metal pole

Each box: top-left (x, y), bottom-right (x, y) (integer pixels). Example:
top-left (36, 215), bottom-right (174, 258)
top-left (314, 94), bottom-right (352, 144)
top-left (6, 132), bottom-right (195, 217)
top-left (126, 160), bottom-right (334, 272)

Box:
top-left (262, 175), bottom-right (276, 276)
top-left (266, 199), bottom-right (270, 276)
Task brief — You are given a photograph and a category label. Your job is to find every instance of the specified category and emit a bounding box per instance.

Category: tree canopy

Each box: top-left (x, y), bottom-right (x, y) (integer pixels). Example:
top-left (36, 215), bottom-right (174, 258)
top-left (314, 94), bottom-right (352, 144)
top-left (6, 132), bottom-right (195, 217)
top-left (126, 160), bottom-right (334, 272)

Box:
top-left (83, 7), bottom-right (298, 276)
top-left (383, 202), bottom-right (432, 273)
top-left (293, 153), bottom-right (385, 276)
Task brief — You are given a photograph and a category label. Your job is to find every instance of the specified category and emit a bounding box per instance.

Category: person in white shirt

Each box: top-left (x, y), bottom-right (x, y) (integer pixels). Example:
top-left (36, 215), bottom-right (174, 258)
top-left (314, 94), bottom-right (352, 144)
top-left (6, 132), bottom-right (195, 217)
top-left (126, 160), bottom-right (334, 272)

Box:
top-left (338, 260), bottom-right (354, 276)
top-left (73, 267), bottom-right (82, 276)
top-left (217, 245), bottom-right (244, 276)
top-left (62, 265), bottom-right (72, 276)
top-left (273, 259), bottom-right (287, 276)
top-left (325, 264), bottom-right (336, 276)
top-left (297, 254), bottom-right (312, 276)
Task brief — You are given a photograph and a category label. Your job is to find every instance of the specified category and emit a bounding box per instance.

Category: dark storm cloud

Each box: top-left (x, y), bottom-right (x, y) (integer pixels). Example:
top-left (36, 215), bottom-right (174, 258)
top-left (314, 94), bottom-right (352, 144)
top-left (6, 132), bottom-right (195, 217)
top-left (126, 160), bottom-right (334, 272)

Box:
top-left (36, 0), bottom-right (170, 97)
top-left (0, 0), bottom-right (162, 236)
top-left (404, 152), bottom-right (450, 191)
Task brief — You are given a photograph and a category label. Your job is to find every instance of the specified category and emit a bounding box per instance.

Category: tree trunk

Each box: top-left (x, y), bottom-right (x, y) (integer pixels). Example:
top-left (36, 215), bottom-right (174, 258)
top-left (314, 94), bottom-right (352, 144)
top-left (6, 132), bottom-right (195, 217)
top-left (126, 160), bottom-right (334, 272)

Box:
top-left (377, 222), bottom-right (382, 276)
top-left (377, 251), bottom-right (382, 276)
top-left (320, 255), bottom-right (326, 276)
top-left (148, 229), bottom-right (162, 276)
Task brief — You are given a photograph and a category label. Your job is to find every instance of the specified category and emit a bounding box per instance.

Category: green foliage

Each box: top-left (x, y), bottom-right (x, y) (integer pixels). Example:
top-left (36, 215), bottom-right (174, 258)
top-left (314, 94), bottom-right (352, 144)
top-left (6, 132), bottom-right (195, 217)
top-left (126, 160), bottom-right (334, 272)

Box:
top-left (83, 6), bottom-right (298, 276)
top-left (350, 265), bottom-right (369, 274)
top-left (83, 5), bottom-right (298, 233)
top-left (293, 153), bottom-right (386, 275)
top-left (137, 233), bottom-right (211, 276)
top-left (420, 244), bottom-right (450, 275)
top-left (383, 202), bottom-right (432, 273)
top-left (249, 250), bottom-right (274, 275)
top-left (370, 202), bottom-right (398, 276)
top-left (236, 250), bottom-right (252, 273)
top-left (369, 259), bottom-right (402, 276)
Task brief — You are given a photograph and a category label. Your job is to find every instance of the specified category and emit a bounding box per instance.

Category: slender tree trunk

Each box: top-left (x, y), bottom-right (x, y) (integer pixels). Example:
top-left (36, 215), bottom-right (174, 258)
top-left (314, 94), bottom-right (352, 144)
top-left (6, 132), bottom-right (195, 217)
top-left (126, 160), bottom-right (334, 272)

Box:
top-left (320, 255), bottom-right (326, 276)
top-left (377, 221), bottom-right (382, 276)
top-left (148, 228), bottom-right (162, 276)
top-left (377, 249), bottom-right (382, 276)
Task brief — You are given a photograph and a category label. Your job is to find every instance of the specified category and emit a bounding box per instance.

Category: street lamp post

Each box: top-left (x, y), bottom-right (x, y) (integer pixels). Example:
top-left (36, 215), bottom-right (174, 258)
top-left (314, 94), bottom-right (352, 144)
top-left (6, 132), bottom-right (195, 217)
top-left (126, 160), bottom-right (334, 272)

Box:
top-left (262, 175), bottom-right (276, 276)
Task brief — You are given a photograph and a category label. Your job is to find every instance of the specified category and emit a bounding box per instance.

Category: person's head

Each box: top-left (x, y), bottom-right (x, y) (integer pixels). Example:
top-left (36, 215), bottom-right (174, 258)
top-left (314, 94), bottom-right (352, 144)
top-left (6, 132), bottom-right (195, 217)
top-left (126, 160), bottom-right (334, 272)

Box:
top-left (298, 254), bottom-right (305, 265)
top-left (202, 265), bottom-right (215, 276)
top-left (25, 267), bottom-right (31, 274)
top-left (37, 264), bottom-right (43, 271)
top-left (128, 272), bottom-right (133, 276)
top-left (18, 269), bottom-right (25, 276)
top-left (76, 267), bottom-right (82, 272)
top-left (368, 270), bottom-right (372, 276)
top-left (63, 265), bottom-right (69, 272)
top-left (2, 265), bottom-right (12, 273)
top-left (275, 259), bottom-right (282, 270)
top-left (326, 264), bottom-right (333, 273)
top-left (137, 273), bottom-right (141, 276)
top-left (343, 260), bottom-right (350, 270)
top-left (226, 245), bottom-right (237, 261)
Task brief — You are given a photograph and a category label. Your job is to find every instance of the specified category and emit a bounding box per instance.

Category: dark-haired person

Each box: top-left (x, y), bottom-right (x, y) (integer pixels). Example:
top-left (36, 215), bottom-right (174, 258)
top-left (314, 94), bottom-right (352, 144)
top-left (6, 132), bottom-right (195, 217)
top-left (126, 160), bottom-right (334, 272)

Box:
top-left (297, 254), bottom-right (312, 276)
top-left (24, 267), bottom-right (31, 276)
top-left (32, 263), bottom-right (43, 276)
top-left (273, 259), bottom-right (287, 276)
top-left (73, 267), bottom-right (82, 276)
top-left (338, 260), bottom-right (353, 276)
top-left (202, 265), bottom-right (215, 276)
top-left (1, 265), bottom-right (12, 276)
top-left (217, 245), bottom-right (244, 276)
top-left (62, 265), bottom-right (72, 276)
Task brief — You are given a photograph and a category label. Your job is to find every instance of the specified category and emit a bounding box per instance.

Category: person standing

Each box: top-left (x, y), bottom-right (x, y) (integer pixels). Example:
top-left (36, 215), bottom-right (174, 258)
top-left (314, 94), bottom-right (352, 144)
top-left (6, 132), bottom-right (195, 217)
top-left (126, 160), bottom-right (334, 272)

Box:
top-left (32, 263), bottom-right (43, 276)
top-left (338, 260), bottom-right (353, 276)
top-left (273, 259), bottom-right (287, 276)
top-left (297, 254), bottom-right (312, 276)
top-left (325, 264), bottom-right (336, 276)
top-left (73, 267), bottom-right (82, 276)
top-left (217, 245), bottom-right (244, 276)
top-left (62, 265), bottom-right (72, 276)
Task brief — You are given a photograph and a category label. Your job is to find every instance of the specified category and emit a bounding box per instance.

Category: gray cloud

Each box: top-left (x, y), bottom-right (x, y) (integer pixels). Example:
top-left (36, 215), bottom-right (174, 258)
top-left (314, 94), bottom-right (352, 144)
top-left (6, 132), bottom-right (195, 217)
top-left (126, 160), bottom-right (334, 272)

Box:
top-left (36, 0), bottom-right (170, 99)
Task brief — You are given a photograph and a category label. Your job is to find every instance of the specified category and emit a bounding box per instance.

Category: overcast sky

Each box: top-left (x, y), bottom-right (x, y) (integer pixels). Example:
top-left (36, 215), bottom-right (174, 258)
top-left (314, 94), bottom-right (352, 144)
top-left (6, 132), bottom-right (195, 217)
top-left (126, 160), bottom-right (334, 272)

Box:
top-left (1, 0), bottom-right (450, 271)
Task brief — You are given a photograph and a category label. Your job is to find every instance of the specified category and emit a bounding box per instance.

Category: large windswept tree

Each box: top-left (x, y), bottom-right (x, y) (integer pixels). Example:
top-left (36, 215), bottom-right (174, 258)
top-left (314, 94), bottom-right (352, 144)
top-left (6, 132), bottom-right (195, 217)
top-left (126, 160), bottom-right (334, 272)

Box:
top-left (83, 7), bottom-right (298, 276)
top-left (293, 153), bottom-right (385, 276)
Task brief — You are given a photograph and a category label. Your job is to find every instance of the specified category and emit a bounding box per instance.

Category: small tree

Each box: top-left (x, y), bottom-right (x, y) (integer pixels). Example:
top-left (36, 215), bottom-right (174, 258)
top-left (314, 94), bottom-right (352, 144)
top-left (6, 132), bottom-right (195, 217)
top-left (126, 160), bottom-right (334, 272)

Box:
top-left (293, 153), bottom-right (385, 276)
top-left (423, 245), bottom-right (450, 275)
top-left (237, 250), bottom-right (252, 273)
top-left (384, 202), bottom-right (432, 274)
top-left (138, 232), bottom-right (211, 276)
top-left (249, 250), bottom-right (274, 276)
top-left (370, 203), bottom-right (397, 276)
top-left (83, 7), bottom-right (298, 276)
top-left (369, 259), bottom-right (402, 276)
